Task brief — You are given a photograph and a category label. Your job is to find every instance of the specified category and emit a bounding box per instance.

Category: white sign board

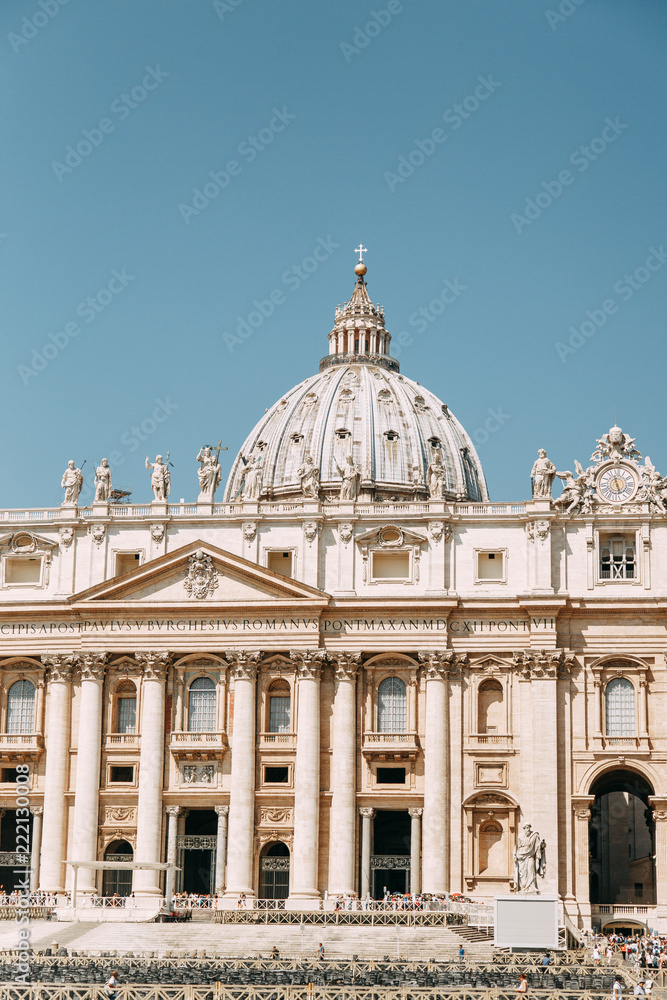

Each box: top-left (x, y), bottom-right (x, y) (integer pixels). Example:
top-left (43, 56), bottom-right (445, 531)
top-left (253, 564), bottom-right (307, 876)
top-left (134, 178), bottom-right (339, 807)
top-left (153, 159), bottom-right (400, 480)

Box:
top-left (494, 895), bottom-right (560, 949)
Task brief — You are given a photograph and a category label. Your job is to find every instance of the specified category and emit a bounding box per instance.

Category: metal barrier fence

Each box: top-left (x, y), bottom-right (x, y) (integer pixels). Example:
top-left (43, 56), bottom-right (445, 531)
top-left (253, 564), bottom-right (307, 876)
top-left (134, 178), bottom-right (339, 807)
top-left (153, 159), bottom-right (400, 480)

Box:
top-left (213, 909), bottom-right (463, 926)
top-left (0, 989), bottom-right (616, 1000)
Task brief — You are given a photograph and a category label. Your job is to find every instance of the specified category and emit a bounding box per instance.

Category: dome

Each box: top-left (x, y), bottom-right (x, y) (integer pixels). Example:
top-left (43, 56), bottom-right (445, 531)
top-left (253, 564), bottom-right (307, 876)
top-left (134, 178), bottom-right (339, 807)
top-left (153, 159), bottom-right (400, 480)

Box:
top-left (224, 259), bottom-right (489, 504)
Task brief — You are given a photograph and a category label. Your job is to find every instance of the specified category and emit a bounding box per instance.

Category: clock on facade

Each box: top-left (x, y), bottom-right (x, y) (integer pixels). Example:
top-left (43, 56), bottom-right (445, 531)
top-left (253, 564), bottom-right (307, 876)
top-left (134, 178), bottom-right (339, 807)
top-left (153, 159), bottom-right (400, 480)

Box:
top-left (596, 465), bottom-right (638, 504)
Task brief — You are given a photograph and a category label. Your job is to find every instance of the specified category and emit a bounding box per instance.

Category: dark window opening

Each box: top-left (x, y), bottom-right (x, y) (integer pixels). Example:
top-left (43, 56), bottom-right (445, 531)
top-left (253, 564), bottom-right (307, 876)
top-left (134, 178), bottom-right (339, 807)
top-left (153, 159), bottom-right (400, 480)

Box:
top-left (377, 767), bottom-right (406, 784)
top-left (1, 768), bottom-right (18, 783)
top-left (265, 766), bottom-right (289, 784)
top-left (110, 765), bottom-right (134, 783)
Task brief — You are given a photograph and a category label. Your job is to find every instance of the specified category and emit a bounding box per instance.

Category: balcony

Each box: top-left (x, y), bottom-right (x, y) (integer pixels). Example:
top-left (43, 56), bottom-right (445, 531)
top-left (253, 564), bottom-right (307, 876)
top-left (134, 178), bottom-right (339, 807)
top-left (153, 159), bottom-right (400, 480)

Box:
top-left (591, 903), bottom-right (655, 920)
top-left (169, 731), bottom-right (227, 761)
top-left (591, 735), bottom-right (651, 756)
top-left (465, 733), bottom-right (514, 752)
top-left (0, 733), bottom-right (44, 763)
top-left (104, 733), bottom-right (139, 749)
top-left (362, 732), bottom-right (420, 761)
top-left (258, 732), bottom-right (297, 750)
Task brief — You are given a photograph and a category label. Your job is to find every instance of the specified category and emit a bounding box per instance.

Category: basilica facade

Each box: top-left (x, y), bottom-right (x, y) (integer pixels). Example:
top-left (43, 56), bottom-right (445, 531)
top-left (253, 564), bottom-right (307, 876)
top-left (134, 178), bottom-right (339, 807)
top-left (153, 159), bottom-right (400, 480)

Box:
top-left (1, 258), bottom-right (666, 933)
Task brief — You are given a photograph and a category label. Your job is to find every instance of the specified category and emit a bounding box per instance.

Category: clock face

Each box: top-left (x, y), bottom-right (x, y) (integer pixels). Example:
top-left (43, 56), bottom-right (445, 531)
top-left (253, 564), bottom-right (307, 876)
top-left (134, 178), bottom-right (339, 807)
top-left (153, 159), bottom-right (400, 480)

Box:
top-left (596, 465), bottom-right (638, 504)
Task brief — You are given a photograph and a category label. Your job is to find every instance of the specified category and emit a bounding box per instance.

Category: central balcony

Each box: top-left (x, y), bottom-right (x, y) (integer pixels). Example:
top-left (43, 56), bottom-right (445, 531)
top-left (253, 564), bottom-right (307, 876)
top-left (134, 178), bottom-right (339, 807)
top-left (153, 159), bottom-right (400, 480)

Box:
top-left (362, 732), bottom-right (420, 761)
top-left (258, 732), bottom-right (297, 750)
top-left (169, 731), bottom-right (228, 761)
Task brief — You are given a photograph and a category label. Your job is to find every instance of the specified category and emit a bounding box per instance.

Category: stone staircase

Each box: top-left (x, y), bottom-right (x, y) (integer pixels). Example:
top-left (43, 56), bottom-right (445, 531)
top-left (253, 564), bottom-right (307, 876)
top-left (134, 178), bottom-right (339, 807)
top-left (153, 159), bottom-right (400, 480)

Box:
top-left (6, 919), bottom-right (495, 961)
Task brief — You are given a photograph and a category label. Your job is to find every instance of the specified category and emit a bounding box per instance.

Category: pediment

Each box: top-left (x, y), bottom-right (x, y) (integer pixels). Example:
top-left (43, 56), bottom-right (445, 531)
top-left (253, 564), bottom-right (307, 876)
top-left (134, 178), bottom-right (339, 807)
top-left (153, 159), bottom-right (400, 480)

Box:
top-left (70, 540), bottom-right (330, 607)
top-left (354, 523), bottom-right (426, 547)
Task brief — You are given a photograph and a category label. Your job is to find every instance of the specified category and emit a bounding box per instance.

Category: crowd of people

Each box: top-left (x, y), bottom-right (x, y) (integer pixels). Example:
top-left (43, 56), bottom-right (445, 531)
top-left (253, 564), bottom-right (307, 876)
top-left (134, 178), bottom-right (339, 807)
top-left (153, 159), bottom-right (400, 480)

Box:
top-left (327, 891), bottom-right (477, 912)
top-left (586, 931), bottom-right (667, 969)
top-left (171, 892), bottom-right (214, 909)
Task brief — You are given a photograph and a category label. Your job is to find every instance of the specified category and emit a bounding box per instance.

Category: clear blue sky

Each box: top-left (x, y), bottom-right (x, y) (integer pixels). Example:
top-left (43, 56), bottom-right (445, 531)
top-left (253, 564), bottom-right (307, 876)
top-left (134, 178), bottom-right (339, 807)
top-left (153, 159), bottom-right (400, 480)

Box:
top-left (2, 0), bottom-right (666, 506)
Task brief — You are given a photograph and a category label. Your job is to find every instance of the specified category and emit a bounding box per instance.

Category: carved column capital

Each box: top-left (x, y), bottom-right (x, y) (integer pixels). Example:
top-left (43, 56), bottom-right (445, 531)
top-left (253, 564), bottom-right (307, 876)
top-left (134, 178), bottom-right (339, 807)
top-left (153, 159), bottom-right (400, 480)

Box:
top-left (408, 807), bottom-right (423, 818)
top-left (330, 651), bottom-right (362, 682)
top-left (215, 805), bottom-right (230, 817)
top-left (513, 649), bottom-right (575, 679)
top-left (290, 649), bottom-right (326, 680)
top-left (224, 650), bottom-right (263, 680)
top-left (30, 806), bottom-right (43, 817)
top-left (418, 650), bottom-right (466, 680)
top-left (135, 650), bottom-right (172, 681)
top-left (165, 805), bottom-right (180, 818)
top-left (79, 652), bottom-right (108, 682)
top-left (359, 807), bottom-right (375, 819)
top-left (41, 653), bottom-right (75, 682)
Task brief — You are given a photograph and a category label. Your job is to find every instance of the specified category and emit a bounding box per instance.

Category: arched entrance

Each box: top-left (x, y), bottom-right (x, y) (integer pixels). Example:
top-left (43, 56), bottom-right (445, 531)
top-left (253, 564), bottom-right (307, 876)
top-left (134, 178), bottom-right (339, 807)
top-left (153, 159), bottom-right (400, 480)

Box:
top-left (102, 840), bottom-right (133, 897)
top-left (589, 769), bottom-right (655, 905)
top-left (259, 842), bottom-right (290, 900)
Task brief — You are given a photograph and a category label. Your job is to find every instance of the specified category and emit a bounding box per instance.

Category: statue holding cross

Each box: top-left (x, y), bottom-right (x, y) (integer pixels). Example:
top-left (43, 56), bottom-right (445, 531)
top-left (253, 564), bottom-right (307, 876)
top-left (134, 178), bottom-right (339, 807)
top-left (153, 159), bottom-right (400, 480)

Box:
top-left (197, 440), bottom-right (227, 502)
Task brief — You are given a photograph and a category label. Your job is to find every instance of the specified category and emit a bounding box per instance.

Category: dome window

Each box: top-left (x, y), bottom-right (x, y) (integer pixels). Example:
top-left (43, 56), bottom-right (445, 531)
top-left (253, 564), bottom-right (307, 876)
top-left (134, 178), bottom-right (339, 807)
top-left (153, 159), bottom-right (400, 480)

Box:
top-left (384, 430), bottom-right (399, 443)
top-left (428, 436), bottom-right (441, 449)
top-left (336, 428), bottom-right (351, 440)
top-left (256, 440), bottom-right (266, 452)
top-left (290, 433), bottom-right (303, 445)
top-left (339, 389), bottom-right (355, 402)
top-left (302, 392), bottom-right (318, 407)
top-left (378, 389), bottom-right (392, 403)
top-left (414, 395), bottom-right (429, 412)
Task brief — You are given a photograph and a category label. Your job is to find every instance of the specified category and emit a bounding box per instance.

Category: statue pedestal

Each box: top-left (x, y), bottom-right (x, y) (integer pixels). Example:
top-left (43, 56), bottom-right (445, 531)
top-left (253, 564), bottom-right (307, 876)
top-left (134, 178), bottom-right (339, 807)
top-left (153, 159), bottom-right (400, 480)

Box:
top-left (92, 502), bottom-right (109, 516)
top-left (151, 501), bottom-right (168, 517)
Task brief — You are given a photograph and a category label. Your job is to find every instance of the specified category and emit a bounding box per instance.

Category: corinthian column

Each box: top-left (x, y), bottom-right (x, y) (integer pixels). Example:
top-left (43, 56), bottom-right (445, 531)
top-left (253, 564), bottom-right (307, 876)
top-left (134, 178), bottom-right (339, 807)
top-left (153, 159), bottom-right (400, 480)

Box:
top-left (288, 649), bottom-right (326, 908)
top-left (133, 651), bottom-right (171, 897)
top-left (30, 807), bottom-right (43, 892)
top-left (39, 654), bottom-right (75, 891)
top-left (419, 651), bottom-right (458, 894)
top-left (165, 805), bottom-right (179, 908)
top-left (71, 653), bottom-right (107, 893)
top-left (223, 651), bottom-right (262, 902)
top-left (328, 652), bottom-right (360, 896)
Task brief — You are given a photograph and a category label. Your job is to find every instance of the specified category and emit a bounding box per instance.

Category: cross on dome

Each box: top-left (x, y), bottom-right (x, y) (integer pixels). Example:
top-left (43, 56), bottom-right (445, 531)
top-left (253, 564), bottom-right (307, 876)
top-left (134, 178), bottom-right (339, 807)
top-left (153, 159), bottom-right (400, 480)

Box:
top-left (354, 244), bottom-right (367, 262)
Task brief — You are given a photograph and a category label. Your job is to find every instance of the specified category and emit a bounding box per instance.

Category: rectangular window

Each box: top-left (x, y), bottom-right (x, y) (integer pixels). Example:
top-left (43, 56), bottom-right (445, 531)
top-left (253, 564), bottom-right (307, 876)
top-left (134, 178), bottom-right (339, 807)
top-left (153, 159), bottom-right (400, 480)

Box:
top-left (264, 766), bottom-right (289, 784)
top-left (117, 697), bottom-right (137, 734)
top-left (1, 768), bottom-right (18, 783)
top-left (269, 696), bottom-right (291, 733)
top-left (372, 551), bottom-right (410, 580)
top-left (116, 552), bottom-right (141, 576)
top-left (109, 765), bottom-right (134, 783)
top-left (5, 558), bottom-right (41, 584)
top-left (267, 551), bottom-right (293, 578)
top-left (377, 767), bottom-right (406, 784)
top-left (599, 535), bottom-right (635, 580)
top-left (477, 551), bottom-right (505, 581)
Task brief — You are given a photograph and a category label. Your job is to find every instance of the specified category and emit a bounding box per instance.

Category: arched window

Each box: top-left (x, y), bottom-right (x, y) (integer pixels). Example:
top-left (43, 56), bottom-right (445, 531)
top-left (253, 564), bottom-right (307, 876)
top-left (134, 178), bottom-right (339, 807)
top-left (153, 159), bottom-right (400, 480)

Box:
top-left (188, 677), bottom-right (216, 732)
top-left (478, 678), bottom-right (503, 734)
top-left (268, 679), bottom-right (291, 733)
top-left (115, 680), bottom-right (136, 734)
top-left (6, 680), bottom-right (35, 734)
top-left (378, 677), bottom-right (406, 733)
top-left (606, 677), bottom-right (635, 736)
